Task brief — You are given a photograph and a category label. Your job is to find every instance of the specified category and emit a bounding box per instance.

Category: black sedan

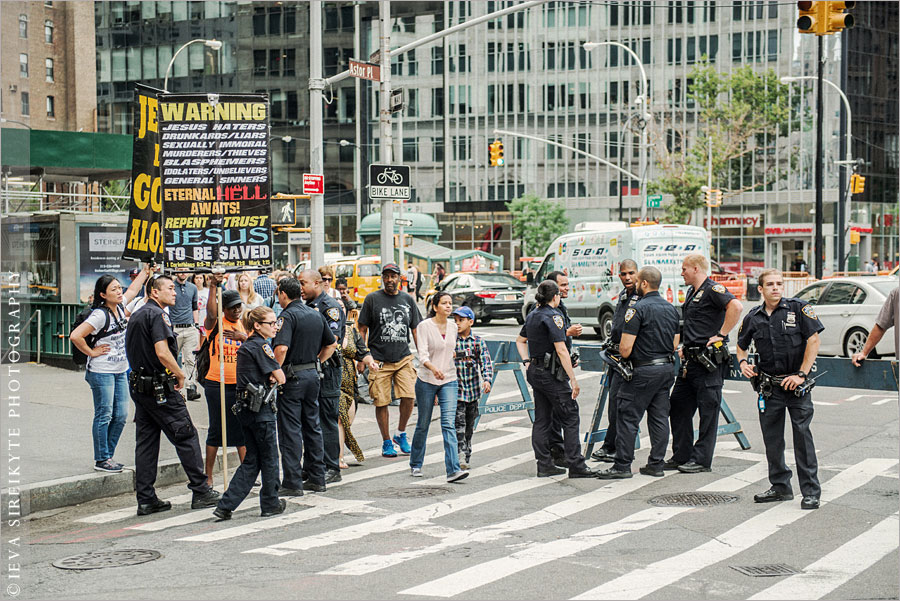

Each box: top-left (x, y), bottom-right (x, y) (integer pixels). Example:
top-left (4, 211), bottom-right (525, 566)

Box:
top-left (427, 272), bottom-right (526, 324)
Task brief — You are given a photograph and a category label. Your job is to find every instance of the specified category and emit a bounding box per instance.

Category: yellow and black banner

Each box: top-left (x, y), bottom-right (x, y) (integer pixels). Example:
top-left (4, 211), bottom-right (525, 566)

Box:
top-left (122, 83), bottom-right (165, 262)
top-left (157, 93), bottom-right (273, 271)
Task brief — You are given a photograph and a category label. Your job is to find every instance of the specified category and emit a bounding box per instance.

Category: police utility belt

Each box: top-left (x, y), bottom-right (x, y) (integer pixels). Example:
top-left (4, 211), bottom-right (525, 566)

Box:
top-left (129, 367), bottom-right (179, 405)
top-left (233, 383), bottom-right (278, 415)
top-left (750, 370), bottom-right (818, 399)
top-left (683, 341), bottom-right (731, 373)
top-left (284, 361), bottom-right (319, 380)
top-left (529, 351), bottom-right (573, 382)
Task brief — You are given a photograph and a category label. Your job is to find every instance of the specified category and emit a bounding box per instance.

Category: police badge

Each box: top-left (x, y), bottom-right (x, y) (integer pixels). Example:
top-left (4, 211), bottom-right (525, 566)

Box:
top-left (552, 315), bottom-right (564, 329)
top-left (262, 343), bottom-right (276, 359)
top-left (326, 307), bottom-right (341, 322)
top-left (624, 308), bottom-right (636, 322)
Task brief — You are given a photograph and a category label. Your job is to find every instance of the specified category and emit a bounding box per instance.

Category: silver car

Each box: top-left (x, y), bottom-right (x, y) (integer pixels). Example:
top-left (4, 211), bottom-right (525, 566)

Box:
top-left (794, 276), bottom-right (898, 358)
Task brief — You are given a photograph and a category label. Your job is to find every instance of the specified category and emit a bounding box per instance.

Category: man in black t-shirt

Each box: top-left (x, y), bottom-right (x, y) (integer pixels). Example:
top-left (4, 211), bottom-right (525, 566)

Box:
top-left (358, 263), bottom-right (422, 458)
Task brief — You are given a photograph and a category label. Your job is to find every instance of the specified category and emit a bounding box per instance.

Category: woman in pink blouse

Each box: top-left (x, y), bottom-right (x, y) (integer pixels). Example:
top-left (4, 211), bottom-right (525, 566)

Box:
top-left (409, 292), bottom-right (468, 482)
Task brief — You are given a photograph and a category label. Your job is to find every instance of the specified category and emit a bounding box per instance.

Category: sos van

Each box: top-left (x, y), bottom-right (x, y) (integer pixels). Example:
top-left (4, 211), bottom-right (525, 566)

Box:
top-left (522, 222), bottom-right (711, 339)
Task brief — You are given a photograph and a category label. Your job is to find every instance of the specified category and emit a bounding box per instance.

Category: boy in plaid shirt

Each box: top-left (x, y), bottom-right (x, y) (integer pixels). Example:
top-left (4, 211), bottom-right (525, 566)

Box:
top-left (451, 306), bottom-right (494, 469)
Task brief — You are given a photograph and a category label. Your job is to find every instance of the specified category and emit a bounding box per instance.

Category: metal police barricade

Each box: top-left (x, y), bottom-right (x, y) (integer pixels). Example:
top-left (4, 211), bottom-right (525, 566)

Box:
top-left (472, 340), bottom-right (535, 430)
top-left (725, 355), bottom-right (898, 391)
top-left (578, 345), bottom-right (753, 458)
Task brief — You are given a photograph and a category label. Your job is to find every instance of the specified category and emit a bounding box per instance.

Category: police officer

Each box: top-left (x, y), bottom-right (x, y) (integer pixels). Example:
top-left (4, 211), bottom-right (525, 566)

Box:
top-left (214, 306), bottom-right (287, 520)
top-left (515, 280), bottom-right (595, 478)
top-left (544, 271), bottom-right (583, 467)
top-left (598, 267), bottom-right (679, 479)
top-left (592, 259), bottom-right (639, 463)
top-left (300, 268), bottom-right (345, 484)
top-left (668, 254), bottom-right (743, 473)
top-left (737, 269), bottom-right (823, 509)
top-left (124, 274), bottom-right (220, 515)
top-left (272, 277), bottom-right (338, 495)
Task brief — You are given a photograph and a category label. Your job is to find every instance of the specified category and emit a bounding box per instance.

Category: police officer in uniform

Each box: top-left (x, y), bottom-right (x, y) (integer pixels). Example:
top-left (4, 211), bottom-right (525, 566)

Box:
top-left (125, 274), bottom-right (220, 515)
top-left (668, 254), bottom-right (743, 473)
top-left (273, 277), bottom-right (338, 495)
top-left (214, 306), bottom-right (287, 520)
top-left (300, 269), bottom-right (346, 484)
top-left (592, 259), bottom-right (639, 462)
top-left (737, 269), bottom-right (823, 509)
top-left (515, 280), bottom-right (596, 478)
top-left (598, 267), bottom-right (679, 479)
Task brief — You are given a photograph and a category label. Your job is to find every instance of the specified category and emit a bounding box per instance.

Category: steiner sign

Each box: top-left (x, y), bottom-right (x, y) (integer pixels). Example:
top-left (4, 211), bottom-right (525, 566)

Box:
top-left (157, 93), bottom-right (273, 271)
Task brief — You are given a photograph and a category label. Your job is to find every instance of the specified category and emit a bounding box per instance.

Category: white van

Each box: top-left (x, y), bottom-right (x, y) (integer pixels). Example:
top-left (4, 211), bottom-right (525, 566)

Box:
top-left (522, 222), bottom-right (710, 339)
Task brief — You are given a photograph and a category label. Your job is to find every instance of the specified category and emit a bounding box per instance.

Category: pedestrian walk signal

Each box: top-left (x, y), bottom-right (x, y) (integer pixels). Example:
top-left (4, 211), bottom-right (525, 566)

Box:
top-left (850, 173), bottom-right (866, 194)
top-left (489, 139), bottom-right (505, 167)
top-left (704, 188), bottom-right (723, 207)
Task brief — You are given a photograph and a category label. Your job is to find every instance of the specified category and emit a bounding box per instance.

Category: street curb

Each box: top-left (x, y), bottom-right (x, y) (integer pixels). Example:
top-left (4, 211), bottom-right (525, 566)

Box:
top-left (6, 451), bottom-right (239, 519)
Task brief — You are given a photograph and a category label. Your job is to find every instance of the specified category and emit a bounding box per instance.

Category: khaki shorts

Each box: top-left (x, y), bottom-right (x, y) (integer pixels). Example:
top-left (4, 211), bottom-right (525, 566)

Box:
top-left (368, 355), bottom-right (416, 407)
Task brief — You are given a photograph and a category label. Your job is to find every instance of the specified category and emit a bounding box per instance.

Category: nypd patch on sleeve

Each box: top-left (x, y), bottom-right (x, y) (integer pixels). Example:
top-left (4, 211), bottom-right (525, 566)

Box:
top-left (275, 317), bottom-right (284, 332)
top-left (712, 283), bottom-right (727, 294)
top-left (262, 343), bottom-right (276, 359)
top-left (801, 304), bottom-right (817, 319)
top-left (624, 308), bottom-right (636, 322)
top-left (552, 315), bottom-right (564, 329)
top-left (326, 307), bottom-right (341, 322)
top-left (162, 312), bottom-right (172, 327)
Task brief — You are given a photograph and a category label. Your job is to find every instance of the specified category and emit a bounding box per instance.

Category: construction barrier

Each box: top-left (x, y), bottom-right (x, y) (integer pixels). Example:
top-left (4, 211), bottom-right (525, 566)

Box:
top-left (474, 341), bottom-right (534, 429)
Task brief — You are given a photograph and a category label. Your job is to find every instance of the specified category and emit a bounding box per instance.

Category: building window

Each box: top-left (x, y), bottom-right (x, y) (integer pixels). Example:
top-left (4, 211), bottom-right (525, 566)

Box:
top-left (407, 50), bottom-right (417, 76)
top-left (46, 95), bottom-right (55, 117)
top-left (407, 88), bottom-right (418, 117)
top-left (19, 14), bottom-right (27, 38)
top-left (45, 58), bottom-right (54, 82)
top-left (432, 87), bottom-right (444, 117)
top-left (432, 137), bottom-right (444, 162)
top-left (431, 47), bottom-right (443, 74)
top-left (283, 49), bottom-right (296, 77)
top-left (19, 54), bottom-right (28, 77)
top-left (269, 49), bottom-right (281, 76)
top-left (21, 92), bottom-right (29, 116)
top-left (452, 136), bottom-right (471, 161)
top-left (253, 50), bottom-right (266, 76)
top-left (402, 137), bottom-right (418, 162)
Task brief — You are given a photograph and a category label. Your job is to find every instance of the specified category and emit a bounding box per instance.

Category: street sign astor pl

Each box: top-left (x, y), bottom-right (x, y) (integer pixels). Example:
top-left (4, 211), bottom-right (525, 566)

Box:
top-left (369, 164), bottom-right (411, 200)
top-left (349, 59), bottom-right (381, 82)
top-left (303, 173), bottom-right (324, 195)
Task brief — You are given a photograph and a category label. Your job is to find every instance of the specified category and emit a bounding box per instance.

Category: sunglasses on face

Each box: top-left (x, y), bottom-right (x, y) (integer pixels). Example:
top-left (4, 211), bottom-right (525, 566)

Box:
top-left (322, 277), bottom-right (333, 282)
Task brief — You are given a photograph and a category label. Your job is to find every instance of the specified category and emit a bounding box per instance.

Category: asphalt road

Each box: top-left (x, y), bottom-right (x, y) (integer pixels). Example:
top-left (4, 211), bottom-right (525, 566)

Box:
top-left (13, 318), bottom-right (900, 600)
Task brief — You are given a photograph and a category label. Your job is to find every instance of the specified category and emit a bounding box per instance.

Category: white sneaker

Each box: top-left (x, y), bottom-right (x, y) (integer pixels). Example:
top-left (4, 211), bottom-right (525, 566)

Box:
top-left (447, 470), bottom-right (469, 483)
top-left (410, 467), bottom-right (423, 477)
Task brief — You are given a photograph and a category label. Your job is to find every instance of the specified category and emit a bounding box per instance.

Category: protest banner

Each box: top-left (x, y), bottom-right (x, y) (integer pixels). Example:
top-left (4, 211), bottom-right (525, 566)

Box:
top-left (157, 93), bottom-right (273, 271)
top-left (123, 83), bottom-right (165, 262)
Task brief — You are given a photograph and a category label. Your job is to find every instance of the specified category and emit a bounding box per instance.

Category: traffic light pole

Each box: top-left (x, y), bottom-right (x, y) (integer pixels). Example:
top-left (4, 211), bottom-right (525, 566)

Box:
top-left (814, 35), bottom-right (825, 280)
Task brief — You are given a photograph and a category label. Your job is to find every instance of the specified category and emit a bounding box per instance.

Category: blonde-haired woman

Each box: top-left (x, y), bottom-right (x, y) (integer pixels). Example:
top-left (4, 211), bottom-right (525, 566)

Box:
top-left (237, 273), bottom-right (262, 309)
top-left (338, 308), bottom-right (368, 467)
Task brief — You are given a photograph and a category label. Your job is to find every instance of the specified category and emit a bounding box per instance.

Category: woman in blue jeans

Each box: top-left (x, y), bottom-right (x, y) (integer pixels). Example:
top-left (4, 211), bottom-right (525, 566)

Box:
top-left (409, 292), bottom-right (468, 482)
top-left (70, 268), bottom-right (150, 472)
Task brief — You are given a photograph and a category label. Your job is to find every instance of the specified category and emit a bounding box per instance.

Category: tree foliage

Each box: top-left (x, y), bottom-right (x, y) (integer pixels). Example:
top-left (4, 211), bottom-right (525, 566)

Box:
top-left (506, 193), bottom-right (569, 256)
top-left (648, 60), bottom-right (803, 224)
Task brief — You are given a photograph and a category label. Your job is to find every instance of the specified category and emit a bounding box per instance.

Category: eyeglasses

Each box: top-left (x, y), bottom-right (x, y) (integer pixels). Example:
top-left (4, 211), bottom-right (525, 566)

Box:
top-left (322, 277), bottom-right (333, 282)
top-left (259, 320), bottom-right (277, 326)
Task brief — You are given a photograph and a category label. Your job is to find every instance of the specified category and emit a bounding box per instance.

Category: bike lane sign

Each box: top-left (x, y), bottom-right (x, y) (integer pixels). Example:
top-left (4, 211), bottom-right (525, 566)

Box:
top-left (368, 164), bottom-right (411, 200)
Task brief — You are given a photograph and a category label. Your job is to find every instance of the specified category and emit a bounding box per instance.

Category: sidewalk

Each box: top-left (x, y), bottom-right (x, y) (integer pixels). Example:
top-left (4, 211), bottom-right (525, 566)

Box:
top-left (7, 362), bottom-right (390, 518)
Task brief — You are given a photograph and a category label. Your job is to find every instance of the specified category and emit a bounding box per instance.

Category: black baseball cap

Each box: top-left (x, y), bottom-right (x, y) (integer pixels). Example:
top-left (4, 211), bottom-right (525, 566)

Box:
top-left (222, 290), bottom-right (243, 309)
top-left (382, 263), bottom-right (402, 274)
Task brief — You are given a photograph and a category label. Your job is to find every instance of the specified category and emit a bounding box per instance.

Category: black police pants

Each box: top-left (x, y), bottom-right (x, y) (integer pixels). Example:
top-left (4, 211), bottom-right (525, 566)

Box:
top-left (600, 371), bottom-right (623, 452)
top-left (132, 392), bottom-right (209, 504)
top-left (277, 369), bottom-right (324, 488)
top-left (614, 364), bottom-right (674, 471)
top-left (220, 406), bottom-right (281, 513)
top-left (527, 366), bottom-right (587, 471)
top-left (759, 388), bottom-right (821, 497)
top-left (318, 362), bottom-right (342, 472)
top-left (669, 361), bottom-right (724, 467)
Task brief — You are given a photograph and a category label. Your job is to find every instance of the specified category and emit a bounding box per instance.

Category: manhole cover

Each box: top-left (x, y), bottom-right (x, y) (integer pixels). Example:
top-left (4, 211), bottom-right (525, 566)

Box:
top-left (649, 492), bottom-right (739, 507)
top-left (369, 486), bottom-right (453, 499)
top-left (53, 549), bottom-right (161, 570)
top-left (730, 564), bottom-right (801, 577)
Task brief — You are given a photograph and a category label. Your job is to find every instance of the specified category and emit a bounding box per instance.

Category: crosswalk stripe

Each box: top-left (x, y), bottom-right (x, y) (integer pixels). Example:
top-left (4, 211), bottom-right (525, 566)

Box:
top-left (414, 451), bottom-right (534, 486)
top-left (698, 461), bottom-right (770, 492)
top-left (76, 492), bottom-right (195, 524)
top-left (747, 513), bottom-right (899, 600)
top-left (244, 469), bottom-right (557, 556)
top-left (324, 466), bottom-right (677, 576)
top-left (872, 397), bottom-right (895, 406)
top-left (570, 457), bottom-right (898, 600)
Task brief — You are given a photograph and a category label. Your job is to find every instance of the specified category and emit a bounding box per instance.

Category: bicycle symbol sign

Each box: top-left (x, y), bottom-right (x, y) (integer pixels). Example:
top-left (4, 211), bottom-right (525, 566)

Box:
top-left (368, 164), bottom-right (411, 200)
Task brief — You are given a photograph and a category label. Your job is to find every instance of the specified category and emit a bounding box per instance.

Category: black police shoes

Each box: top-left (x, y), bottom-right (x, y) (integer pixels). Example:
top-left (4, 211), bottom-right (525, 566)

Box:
top-left (550, 447), bottom-right (569, 469)
top-left (663, 459), bottom-right (683, 471)
top-left (590, 448), bottom-right (616, 463)
top-left (753, 488), bottom-right (794, 503)
top-left (279, 487), bottom-right (305, 497)
top-left (597, 467), bottom-right (633, 479)
top-left (800, 495), bottom-right (820, 510)
top-left (191, 489), bottom-right (222, 509)
top-left (212, 506), bottom-right (232, 521)
top-left (303, 481), bottom-right (326, 493)
top-left (261, 499), bottom-right (287, 517)
top-left (324, 468), bottom-right (343, 484)
top-left (137, 498), bottom-right (172, 516)
top-left (568, 466), bottom-right (598, 479)
top-left (639, 465), bottom-right (664, 477)
top-left (536, 465), bottom-right (567, 478)
top-left (677, 461), bottom-right (712, 474)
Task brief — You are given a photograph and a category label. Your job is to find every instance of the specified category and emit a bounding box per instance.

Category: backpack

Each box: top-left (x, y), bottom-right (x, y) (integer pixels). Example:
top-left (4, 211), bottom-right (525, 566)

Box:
top-left (71, 305), bottom-right (122, 366)
top-left (193, 322), bottom-right (218, 382)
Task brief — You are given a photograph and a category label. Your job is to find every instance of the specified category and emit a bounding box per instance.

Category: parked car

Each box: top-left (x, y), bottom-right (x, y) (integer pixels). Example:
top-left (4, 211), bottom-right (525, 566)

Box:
top-left (427, 272), bottom-right (526, 324)
top-left (328, 256), bottom-right (382, 303)
top-left (794, 276), bottom-right (897, 358)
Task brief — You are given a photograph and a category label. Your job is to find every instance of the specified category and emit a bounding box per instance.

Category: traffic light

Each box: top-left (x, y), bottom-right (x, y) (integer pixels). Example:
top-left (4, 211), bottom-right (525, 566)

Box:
top-left (797, 1), bottom-right (823, 34)
top-left (488, 139), bottom-right (504, 167)
top-left (850, 173), bottom-right (866, 194)
top-left (798, 1), bottom-right (855, 35)
top-left (704, 188), bottom-right (723, 207)
top-left (825, 1), bottom-right (855, 33)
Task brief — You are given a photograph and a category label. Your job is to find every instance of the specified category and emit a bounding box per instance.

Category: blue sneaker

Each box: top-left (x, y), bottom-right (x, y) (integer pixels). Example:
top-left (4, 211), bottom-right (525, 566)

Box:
top-left (382, 439), bottom-right (397, 458)
top-left (393, 432), bottom-right (411, 455)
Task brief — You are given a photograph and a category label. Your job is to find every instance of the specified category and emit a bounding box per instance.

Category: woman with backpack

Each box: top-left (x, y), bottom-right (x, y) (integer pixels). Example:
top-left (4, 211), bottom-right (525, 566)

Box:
top-left (70, 266), bottom-right (151, 473)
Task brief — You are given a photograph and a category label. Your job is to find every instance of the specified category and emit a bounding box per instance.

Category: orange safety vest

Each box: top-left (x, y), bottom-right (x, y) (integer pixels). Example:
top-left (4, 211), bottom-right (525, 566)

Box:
top-left (206, 317), bottom-right (244, 385)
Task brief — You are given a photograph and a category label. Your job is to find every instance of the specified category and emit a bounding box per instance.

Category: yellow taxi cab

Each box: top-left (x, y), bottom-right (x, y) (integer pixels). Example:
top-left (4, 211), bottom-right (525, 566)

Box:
top-left (332, 256), bottom-right (382, 303)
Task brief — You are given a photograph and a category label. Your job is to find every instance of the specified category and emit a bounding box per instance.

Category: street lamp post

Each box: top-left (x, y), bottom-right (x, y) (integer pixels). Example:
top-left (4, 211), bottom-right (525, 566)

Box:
top-left (163, 39), bottom-right (222, 92)
top-left (584, 41), bottom-right (651, 219)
